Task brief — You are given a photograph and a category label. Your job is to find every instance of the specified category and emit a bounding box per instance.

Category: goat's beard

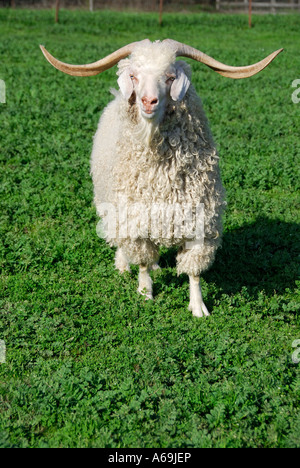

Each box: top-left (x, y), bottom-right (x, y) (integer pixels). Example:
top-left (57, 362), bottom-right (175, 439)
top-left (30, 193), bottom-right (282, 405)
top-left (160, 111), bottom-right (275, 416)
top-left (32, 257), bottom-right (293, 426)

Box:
top-left (128, 92), bottom-right (165, 147)
top-left (136, 104), bottom-right (166, 147)
top-left (135, 115), bottom-right (159, 147)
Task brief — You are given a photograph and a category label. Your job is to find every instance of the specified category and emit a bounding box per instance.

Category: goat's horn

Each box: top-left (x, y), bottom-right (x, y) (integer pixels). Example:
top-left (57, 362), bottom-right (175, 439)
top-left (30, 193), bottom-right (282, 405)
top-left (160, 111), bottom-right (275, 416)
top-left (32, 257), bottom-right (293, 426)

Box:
top-left (163, 39), bottom-right (283, 79)
top-left (40, 41), bottom-right (145, 77)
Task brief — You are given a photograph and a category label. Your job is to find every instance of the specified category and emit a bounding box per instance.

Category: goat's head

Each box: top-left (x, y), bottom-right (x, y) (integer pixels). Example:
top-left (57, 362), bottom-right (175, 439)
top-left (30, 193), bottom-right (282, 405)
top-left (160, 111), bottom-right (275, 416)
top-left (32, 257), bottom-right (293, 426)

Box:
top-left (40, 39), bottom-right (282, 126)
top-left (116, 41), bottom-right (191, 123)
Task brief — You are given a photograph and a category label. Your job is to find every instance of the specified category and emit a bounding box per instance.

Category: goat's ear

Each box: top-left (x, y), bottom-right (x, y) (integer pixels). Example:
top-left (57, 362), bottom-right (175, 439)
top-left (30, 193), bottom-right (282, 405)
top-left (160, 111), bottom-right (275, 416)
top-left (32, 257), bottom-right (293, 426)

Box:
top-left (170, 62), bottom-right (191, 102)
top-left (117, 71), bottom-right (134, 100)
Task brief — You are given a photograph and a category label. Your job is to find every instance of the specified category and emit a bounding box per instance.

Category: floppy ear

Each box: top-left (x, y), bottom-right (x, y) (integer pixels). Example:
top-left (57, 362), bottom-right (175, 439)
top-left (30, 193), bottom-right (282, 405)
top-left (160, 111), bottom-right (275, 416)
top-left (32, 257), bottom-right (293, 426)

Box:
top-left (170, 62), bottom-right (191, 102)
top-left (117, 71), bottom-right (134, 100)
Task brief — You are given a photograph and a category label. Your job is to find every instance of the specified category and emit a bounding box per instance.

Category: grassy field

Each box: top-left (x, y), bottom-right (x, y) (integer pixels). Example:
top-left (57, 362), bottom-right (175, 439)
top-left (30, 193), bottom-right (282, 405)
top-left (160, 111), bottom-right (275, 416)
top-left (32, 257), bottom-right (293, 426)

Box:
top-left (0, 8), bottom-right (299, 448)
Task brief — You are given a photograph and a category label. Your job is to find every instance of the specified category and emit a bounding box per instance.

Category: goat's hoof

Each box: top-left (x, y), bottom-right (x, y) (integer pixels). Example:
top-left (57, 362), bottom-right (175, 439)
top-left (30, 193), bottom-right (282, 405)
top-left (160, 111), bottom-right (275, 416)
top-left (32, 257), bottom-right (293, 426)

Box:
top-left (117, 265), bottom-right (132, 274)
top-left (137, 288), bottom-right (153, 301)
top-left (188, 302), bottom-right (210, 318)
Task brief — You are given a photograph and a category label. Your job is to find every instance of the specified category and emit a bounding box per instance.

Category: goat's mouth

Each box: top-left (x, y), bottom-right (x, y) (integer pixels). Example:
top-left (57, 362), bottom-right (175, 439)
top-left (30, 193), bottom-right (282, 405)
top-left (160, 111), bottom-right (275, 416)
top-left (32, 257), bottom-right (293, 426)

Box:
top-left (141, 108), bottom-right (158, 119)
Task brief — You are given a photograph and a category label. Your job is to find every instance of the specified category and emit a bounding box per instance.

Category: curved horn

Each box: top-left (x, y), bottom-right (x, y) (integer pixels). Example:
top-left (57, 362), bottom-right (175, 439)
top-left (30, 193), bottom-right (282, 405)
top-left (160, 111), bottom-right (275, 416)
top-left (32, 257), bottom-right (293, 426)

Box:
top-left (163, 39), bottom-right (283, 79)
top-left (40, 41), bottom-right (146, 77)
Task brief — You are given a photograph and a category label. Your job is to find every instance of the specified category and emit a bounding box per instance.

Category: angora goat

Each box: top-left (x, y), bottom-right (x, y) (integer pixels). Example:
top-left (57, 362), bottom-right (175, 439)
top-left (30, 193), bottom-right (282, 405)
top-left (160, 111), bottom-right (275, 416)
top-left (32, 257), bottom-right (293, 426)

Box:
top-left (41, 39), bottom-right (282, 317)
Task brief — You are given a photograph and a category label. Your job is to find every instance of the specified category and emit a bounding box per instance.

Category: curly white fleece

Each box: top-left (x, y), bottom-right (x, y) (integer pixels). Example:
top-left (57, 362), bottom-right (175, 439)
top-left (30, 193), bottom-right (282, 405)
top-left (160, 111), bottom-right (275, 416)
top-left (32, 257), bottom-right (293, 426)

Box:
top-left (91, 43), bottom-right (226, 277)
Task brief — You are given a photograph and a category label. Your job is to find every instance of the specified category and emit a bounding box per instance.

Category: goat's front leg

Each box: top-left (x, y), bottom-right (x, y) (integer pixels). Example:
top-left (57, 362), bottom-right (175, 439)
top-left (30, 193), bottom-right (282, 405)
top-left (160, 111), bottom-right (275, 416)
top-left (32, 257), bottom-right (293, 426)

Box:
top-left (115, 247), bottom-right (131, 273)
top-left (138, 265), bottom-right (153, 300)
top-left (188, 275), bottom-right (210, 317)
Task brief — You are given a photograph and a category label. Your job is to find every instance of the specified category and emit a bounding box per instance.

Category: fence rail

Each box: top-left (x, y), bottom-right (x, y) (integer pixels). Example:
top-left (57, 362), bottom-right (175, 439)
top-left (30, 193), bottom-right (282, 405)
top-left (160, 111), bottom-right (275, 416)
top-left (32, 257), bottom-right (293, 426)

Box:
top-left (216, 0), bottom-right (300, 11)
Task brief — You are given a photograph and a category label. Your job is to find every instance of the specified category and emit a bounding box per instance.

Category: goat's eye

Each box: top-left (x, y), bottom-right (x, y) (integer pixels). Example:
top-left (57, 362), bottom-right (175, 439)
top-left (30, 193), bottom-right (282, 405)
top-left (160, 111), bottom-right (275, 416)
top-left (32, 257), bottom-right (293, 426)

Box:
top-left (130, 75), bottom-right (137, 82)
top-left (166, 76), bottom-right (176, 84)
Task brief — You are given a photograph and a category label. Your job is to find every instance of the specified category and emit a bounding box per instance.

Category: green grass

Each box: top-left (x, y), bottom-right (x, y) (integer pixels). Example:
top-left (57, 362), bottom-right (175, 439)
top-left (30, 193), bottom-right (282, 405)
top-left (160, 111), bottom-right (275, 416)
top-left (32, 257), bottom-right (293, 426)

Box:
top-left (0, 9), bottom-right (299, 448)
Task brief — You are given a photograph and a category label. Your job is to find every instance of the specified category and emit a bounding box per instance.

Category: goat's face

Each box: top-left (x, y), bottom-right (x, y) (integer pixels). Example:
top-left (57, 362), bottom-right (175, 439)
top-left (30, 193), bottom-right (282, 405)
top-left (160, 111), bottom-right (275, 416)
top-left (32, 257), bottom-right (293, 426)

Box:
top-left (117, 43), bottom-right (191, 124)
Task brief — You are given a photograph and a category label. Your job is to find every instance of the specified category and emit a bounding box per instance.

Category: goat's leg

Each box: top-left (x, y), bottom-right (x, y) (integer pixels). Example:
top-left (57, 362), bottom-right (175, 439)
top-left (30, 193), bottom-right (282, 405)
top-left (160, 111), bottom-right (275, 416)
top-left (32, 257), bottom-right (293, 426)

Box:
top-left (115, 247), bottom-right (131, 273)
top-left (117, 239), bottom-right (158, 299)
top-left (115, 247), bottom-right (159, 275)
top-left (138, 264), bottom-right (153, 300)
top-left (115, 248), bottom-right (154, 299)
top-left (177, 244), bottom-right (217, 317)
top-left (188, 275), bottom-right (210, 318)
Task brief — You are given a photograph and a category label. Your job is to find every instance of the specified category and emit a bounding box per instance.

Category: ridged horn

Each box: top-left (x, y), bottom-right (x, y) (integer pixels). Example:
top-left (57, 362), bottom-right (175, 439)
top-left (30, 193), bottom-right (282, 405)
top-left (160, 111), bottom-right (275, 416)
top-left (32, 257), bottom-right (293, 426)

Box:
top-left (39, 40), bottom-right (149, 77)
top-left (163, 39), bottom-right (283, 79)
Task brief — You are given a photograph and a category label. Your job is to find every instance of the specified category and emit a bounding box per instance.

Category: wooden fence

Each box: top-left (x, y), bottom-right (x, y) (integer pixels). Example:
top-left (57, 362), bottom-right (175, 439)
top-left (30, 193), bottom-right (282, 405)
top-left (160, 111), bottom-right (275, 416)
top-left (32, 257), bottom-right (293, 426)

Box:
top-left (216, 0), bottom-right (300, 12)
top-left (4, 0), bottom-right (300, 11)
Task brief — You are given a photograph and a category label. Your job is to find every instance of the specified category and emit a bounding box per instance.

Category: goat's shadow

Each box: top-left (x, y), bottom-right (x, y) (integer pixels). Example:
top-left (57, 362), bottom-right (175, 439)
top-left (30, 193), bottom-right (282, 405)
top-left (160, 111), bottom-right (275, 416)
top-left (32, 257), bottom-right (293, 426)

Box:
top-left (157, 217), bottom-right (299, 300)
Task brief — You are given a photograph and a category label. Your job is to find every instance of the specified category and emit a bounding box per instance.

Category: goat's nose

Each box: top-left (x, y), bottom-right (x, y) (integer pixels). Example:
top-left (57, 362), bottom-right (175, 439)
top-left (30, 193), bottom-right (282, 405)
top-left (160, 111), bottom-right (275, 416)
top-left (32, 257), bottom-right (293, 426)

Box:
top-left (141, 96), bottom-right (159, 107)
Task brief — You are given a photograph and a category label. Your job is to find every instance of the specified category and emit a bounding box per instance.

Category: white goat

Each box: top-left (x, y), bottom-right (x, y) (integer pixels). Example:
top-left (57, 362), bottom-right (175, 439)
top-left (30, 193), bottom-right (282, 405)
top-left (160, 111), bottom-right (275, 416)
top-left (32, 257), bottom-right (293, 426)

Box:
top-left (41, 40), bottom-right (282, 317)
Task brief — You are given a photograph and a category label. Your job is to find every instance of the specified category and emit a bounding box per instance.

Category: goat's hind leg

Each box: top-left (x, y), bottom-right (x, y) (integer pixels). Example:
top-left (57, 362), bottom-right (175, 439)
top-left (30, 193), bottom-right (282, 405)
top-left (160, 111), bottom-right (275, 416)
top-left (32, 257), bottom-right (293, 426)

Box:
top-left (115, 249), bottom-right (153, 300)
top-left (116, 240), bottom-right (159, 300)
